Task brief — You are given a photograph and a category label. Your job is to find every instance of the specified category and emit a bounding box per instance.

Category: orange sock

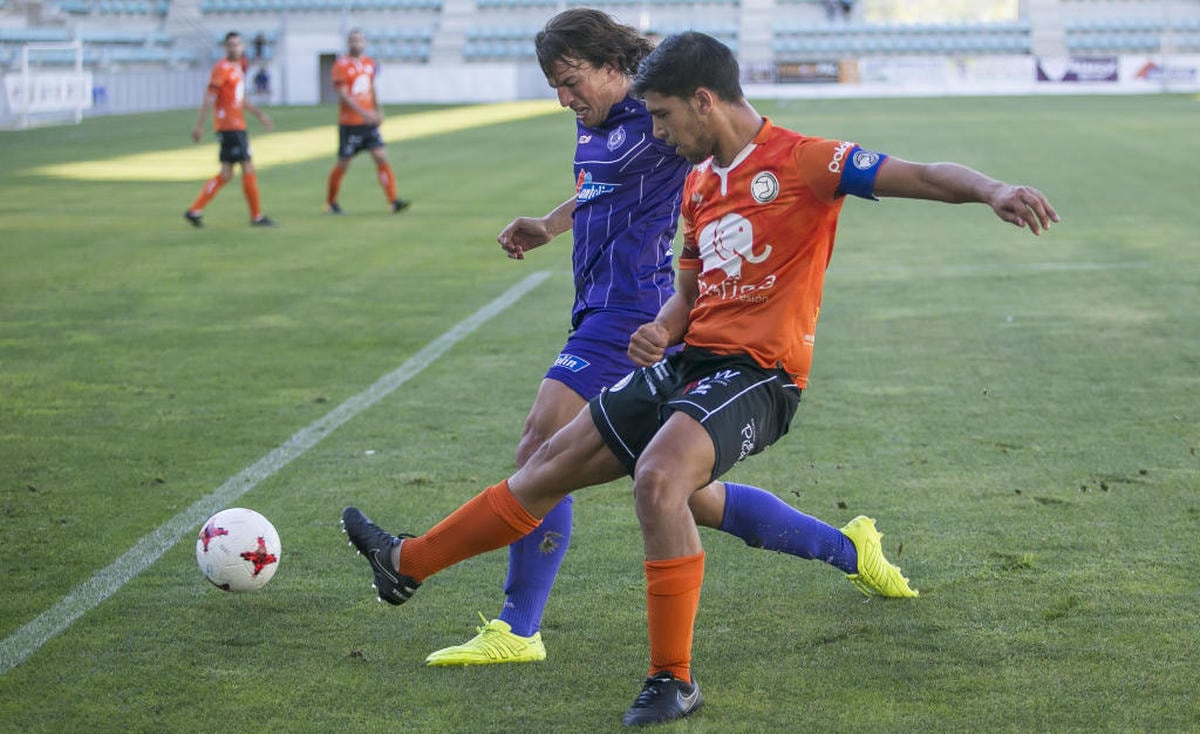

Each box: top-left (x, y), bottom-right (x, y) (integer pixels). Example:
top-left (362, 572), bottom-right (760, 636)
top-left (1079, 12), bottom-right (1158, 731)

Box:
top-left (645, 551), bottom-right (705, 684)
top-left (398, 480), bottom-right (540, 582)
top-left (327, 166), bottom-right (345, 205)
top-left (189, 174), bottom-right (226, 213)
top-left (242, 171), bottom-right (262, 220)
top-left (376, 161), bottom-right (397, 202)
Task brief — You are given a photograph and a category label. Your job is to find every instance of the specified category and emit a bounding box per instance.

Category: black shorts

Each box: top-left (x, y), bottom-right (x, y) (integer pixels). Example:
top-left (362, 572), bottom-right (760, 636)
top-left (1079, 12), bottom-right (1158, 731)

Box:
top-left (589, 348), bottom-right (802, 482)
top-left (217, 130), bottom-right (251, 163)
top-left (338, 124), bottom-right (385, 158)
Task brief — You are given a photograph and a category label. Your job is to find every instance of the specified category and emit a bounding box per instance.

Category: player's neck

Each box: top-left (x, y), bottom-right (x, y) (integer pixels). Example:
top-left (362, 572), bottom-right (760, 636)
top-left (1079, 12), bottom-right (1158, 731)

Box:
top-left (712, 101), bottom-right (764, 168)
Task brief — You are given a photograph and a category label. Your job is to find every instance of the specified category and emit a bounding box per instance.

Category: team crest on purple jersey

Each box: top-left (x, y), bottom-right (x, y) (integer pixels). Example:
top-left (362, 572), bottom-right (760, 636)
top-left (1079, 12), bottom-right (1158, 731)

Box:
top-left (607, 125), bottom-right (627, 151)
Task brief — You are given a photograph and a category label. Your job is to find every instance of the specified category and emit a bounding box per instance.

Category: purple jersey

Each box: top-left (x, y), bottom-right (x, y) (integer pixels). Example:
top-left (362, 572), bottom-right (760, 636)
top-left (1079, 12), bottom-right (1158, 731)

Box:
top-left (570, 96), bottom-right (689, 328)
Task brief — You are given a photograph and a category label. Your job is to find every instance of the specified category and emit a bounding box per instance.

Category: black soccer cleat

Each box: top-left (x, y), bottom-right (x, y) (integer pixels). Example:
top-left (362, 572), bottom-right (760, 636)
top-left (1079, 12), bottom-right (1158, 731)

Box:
top-left (340, 506), bottom-right (420, 606)
top-left (391, 198), bottom-right (411, 214)
top-left (327, 201), bottom-right (343, 215)
top-left (621, 671), bottom-right (703, 727)
top-left (184, 210), bottom-right (203, 228)
top-left (250, 215), bottom-right (278, 227)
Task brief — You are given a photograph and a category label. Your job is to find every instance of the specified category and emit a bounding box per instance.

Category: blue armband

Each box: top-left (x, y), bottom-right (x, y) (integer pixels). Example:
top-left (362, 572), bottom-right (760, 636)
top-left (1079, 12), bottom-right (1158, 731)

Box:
top-left (837, 147), bottom-right (888, 200)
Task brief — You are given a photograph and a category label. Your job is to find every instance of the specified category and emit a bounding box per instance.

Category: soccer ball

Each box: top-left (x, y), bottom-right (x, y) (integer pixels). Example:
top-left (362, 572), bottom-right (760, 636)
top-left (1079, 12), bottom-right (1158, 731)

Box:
top-left (196, 508), bottom-right (281, 592)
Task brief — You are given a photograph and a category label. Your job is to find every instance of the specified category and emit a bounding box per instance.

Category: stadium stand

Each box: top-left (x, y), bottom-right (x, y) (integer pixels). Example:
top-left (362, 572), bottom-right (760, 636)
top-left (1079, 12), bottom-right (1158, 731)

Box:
top-left (7, 0), bottom-right (1198, 71)
top-left (198, 0), bottom-right (441, 12)
top-left (2, 0), bottom-right (1199, 113)
top-left (1065, 15), bottom-right (1200, 53)
top-left (775, 20), bottom-right (1032, 60)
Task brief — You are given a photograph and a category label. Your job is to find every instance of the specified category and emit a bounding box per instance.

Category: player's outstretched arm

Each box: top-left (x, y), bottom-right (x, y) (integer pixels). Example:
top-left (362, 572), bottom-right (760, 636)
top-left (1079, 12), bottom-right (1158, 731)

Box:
top-left (873, 158), bottom-right (1060, 235)
top-left (497, 195), bottom-right (576, 259)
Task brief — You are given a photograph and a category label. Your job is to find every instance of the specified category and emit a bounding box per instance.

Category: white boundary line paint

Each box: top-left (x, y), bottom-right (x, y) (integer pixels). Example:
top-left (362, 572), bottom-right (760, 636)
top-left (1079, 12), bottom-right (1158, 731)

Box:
top-left (0, 270), bottom-right (552, 676)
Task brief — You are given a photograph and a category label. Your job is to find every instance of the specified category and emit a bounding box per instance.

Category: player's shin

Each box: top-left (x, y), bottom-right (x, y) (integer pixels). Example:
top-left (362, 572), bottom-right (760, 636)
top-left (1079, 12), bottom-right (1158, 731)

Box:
top-left (499, 496), bottom-right (573, 636)
top-left (645, 551), bottom-right (704, 684)
top-left (241, 171), bottom-right (262, 220)
top-left (398, 480), bottom-right (540, 581)
top-left (189, 174), bottom-right (226, 212)
top-left (720, 482), bottom-right (857, 573)
top-left (376, 161), bottom-right (397, 202)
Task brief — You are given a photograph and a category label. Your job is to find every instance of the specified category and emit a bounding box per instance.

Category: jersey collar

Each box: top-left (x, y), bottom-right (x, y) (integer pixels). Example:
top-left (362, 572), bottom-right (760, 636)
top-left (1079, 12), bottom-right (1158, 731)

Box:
top-left (711, 117), bottom-right (773, 176)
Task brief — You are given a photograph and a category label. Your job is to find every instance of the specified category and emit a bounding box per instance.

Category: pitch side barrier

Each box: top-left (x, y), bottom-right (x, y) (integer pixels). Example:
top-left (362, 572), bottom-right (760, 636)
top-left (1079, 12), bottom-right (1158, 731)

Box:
top-left (739, 54), bottom-right (1200, 99)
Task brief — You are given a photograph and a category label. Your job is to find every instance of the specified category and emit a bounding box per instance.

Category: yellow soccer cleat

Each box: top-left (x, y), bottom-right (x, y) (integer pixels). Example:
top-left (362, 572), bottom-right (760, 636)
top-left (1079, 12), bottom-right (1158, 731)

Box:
top-left (425, 614), bottom-right (547, 666)
top-left (840, 515), bottom-right (919, 598)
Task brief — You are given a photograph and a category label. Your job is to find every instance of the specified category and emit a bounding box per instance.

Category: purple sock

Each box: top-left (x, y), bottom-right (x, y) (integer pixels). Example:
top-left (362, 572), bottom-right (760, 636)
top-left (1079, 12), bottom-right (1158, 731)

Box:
top-left (497, 495), bottom-right (572, 637)
top-left (720, 482), bottom-right (858, 574)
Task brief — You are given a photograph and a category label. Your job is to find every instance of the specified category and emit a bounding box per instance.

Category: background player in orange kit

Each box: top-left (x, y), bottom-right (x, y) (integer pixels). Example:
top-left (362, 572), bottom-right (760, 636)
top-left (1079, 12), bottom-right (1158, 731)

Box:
top-left (326, 29), bottom-right (410, 215)
top-left (186, 31), bottom-right (276, 228)
top-left (341, 31), bottom-right (1057, 727)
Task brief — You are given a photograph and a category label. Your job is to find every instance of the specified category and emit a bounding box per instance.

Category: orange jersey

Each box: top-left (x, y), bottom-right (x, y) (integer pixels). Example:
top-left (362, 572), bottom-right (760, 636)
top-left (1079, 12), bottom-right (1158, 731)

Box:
top-left (208, 59), bottom-right (246, 132)
top-left (679, 118), bottom-right (886, 387)
top-left (331, 55), bottom-right (378, 126)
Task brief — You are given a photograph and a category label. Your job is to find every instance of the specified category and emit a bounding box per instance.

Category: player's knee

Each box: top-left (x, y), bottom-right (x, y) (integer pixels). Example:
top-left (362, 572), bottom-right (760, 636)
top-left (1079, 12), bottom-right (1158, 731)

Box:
top-left (522, 430), bottom-right (567, 472)
top-left (514, 432), bottom-right (543, 469)
top-left (632, 464), bottom-right (687, 517)
top-left (515, 415), bottom-right (558, 468)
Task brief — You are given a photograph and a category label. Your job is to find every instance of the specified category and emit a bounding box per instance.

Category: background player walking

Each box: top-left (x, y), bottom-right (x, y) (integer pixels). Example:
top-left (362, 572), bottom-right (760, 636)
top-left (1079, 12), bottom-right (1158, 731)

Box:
top-left (185, 31), bottom-right (276, 228)
top-left (325, 29), bottom-right (409, 215)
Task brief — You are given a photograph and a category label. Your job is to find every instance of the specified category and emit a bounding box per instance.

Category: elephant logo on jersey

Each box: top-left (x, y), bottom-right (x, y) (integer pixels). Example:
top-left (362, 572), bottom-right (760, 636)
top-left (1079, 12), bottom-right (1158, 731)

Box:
top-left (698, 213), bottom-right (773, 279)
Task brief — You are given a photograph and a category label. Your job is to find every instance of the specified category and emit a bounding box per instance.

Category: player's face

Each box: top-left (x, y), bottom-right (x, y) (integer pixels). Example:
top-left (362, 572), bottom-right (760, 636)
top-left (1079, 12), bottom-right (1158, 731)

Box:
top-left (224, 35), bottom-right (244, 61)
top-left (644, 90), bottom-right (713, 164)
top-left (348, 32), bottom-right (366, 56)
top-left (547, 57), bottom-right (628, 129)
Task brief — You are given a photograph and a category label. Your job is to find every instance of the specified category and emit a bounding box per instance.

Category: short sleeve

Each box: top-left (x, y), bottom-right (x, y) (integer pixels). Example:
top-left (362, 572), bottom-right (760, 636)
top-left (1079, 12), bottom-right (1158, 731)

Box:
top-left (208, 65), bottom-right (225, 92)
top-left (795, 138), bottom-right (889, 202)
top-left (794, 138), bottom-right (850, 203)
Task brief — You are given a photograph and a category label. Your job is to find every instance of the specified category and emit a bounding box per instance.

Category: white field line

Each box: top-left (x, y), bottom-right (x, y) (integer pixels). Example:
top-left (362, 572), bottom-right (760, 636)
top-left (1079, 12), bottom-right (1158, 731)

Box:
top-left (0, 270), bottom-right (552, 676)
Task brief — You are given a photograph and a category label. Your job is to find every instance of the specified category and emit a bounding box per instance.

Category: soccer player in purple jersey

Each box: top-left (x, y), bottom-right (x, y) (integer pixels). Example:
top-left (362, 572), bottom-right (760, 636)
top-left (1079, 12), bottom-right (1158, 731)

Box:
top-left (422, 9), bottom-right (916, 668)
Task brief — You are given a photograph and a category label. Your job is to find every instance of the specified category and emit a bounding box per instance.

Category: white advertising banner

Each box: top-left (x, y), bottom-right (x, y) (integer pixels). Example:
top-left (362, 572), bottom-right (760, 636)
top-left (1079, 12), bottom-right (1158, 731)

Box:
top-left (4, 71), bottom-right (94, 115)
top-left (1121, 54), bottom-right (1200, 92)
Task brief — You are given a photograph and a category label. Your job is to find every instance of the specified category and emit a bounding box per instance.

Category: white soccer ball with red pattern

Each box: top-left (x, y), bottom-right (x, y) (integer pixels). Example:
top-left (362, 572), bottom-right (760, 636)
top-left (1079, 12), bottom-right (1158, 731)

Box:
top-left (196, 508), bottom-right (281, 592)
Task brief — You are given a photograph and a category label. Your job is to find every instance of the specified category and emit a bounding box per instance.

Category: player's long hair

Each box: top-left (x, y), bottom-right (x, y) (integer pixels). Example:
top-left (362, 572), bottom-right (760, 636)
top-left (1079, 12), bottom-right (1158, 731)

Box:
top-left (633, 31), bottom-right (744, 103)
top-left (535, 8), bottom-right (654, 79)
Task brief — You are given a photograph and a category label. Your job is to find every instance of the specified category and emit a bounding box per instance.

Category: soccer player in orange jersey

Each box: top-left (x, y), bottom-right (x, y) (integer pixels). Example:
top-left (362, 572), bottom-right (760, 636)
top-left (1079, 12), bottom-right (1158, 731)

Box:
top-left (341, 31), bottom-right (1058, 726)
top-left (186, 31), bottom-right (276, 228)
top-left (325, 29), bottom-right (409, 215)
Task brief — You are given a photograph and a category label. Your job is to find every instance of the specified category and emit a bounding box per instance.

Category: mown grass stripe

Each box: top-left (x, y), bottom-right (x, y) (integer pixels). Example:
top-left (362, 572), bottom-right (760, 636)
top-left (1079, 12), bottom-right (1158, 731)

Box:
top-left (0, 270), bottom-right (551, 676)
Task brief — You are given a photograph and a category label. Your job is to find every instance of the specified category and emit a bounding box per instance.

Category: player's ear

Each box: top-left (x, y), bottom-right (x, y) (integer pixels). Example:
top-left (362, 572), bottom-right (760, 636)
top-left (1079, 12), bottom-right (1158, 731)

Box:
top-left (693, 87), bottom-right (716, 116)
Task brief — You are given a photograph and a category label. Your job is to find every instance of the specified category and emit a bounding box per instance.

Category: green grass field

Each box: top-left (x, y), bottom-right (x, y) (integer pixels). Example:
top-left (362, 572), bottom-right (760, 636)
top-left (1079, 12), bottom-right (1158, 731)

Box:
top-left (1, 94), bottom-right (1198, 732)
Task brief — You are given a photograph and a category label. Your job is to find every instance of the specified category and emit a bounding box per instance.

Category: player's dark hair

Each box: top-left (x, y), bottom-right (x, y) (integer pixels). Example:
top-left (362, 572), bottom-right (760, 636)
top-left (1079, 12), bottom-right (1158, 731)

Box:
top-left (632, 32), bottom-right (744, 103)
top-left (535, 8), bottom-right (654, 79)
top-left (223, 31), bottom-right (240, 43)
